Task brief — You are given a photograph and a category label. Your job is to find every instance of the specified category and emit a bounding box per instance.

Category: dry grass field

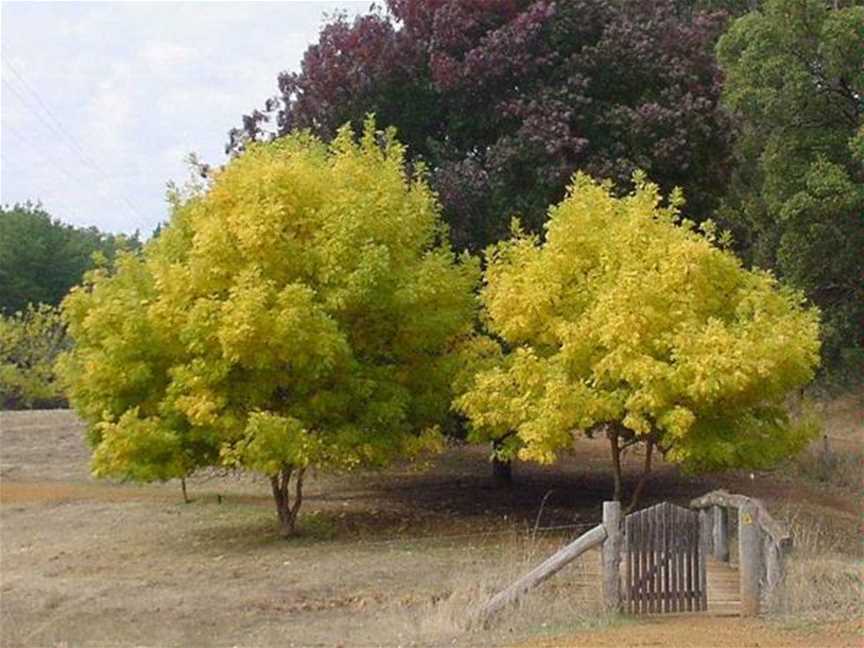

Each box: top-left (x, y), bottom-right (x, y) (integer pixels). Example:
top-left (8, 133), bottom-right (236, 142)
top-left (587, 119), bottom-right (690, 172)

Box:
top-left (0, 394), bottom-right (861, 647)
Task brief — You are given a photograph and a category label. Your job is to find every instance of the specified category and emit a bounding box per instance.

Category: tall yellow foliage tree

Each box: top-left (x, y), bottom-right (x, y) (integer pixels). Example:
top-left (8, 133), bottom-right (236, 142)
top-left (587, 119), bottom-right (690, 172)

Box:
top-left (59, 119), bottom-right (479, 536)
top-left (456, 173), bottom-right (821, 508)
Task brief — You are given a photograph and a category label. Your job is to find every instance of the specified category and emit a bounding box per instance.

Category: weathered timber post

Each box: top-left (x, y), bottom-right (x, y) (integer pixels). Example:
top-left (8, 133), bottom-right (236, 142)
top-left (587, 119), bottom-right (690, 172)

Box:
top-left (601, 501), bottom-right (622, 611)
top-left (692, 489), bottom-right (793, 618)
top-left (764, 535), bottom-right (791, 606)
top-left (738, 501), bottom-right (763, 616)
top-left (699, 508), bottom-right (714, 558)
top-left (712, 505), bottom-right (729, 562)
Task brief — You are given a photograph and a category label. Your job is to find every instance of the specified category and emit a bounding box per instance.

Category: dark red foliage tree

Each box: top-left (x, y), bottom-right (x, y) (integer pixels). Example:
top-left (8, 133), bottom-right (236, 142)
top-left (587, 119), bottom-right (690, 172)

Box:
top-left (229, 0), bottom-right (733, 252)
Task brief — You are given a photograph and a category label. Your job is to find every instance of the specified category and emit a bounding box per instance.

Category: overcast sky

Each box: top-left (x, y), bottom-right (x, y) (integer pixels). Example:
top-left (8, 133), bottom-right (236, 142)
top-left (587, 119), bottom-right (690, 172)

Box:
top-left (0, 1), bottom-right (366, 236)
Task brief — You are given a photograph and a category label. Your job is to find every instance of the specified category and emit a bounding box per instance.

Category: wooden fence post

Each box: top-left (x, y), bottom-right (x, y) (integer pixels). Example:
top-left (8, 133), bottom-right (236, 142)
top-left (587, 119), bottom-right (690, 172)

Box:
top-left (692, 489), bottom-right (793, 617)
top-left (764, 535), bottom-right (791, 606)
top-left (739, 501), bottom-right (763, 616)
top-left (602, 501), bottom-right (622, 612)
top-left (699, 508), bottom-right (713, 558)
top-left (712, 505), bottom-right (729, 562)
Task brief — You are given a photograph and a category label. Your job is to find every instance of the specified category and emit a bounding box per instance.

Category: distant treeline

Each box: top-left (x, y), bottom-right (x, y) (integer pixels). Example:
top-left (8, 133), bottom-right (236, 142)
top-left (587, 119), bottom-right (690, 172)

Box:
top-left (0, 203), bottom-right (142, 315)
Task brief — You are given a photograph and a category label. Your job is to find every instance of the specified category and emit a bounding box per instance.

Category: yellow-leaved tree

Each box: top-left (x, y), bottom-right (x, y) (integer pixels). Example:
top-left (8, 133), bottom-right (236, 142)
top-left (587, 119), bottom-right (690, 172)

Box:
top-left (456, 173), bottom-right (821, 509)
top-left (59, 119), bottom-right (479, 536)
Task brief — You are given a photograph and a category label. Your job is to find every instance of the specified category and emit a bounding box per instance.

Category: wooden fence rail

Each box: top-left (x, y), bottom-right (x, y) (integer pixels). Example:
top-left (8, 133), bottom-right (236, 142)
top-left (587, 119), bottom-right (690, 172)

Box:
top-left (474, 490), bottom-right (790, 624)
top-left (475, 522), bottom-right (607, 623)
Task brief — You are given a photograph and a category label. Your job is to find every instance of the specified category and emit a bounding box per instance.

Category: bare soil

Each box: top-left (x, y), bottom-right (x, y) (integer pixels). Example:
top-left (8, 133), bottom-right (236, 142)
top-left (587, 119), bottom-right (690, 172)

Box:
top-left (1, 407), bottom-right (860, 647)
top-left (526, 616), bottom-right (863, 647)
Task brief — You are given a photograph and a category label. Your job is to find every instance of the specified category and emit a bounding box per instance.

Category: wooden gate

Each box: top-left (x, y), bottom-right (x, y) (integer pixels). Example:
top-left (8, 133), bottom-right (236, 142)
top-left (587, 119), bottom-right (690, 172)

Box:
top-left (624, 501), bottom-right (707, 614)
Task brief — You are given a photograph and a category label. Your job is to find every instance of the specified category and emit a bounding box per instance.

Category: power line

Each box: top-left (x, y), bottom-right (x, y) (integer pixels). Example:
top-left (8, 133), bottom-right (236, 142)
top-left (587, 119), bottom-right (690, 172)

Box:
top-left (0, 68), bottom-right (151, 230)
top-left (0, 149), bottom-right (26, 174)
top-left (0, 55), bottom-right (154, 232)
top-left (1, 57), bottom-right (126, 178)
top-left (2, 122), bottom-right (92, 191)
top-left (0, 132), bottom-right (113, 229)
top-left (1, 94), bottom-right (142, 230)
top-left (1, 77), bottom-right (106, 185)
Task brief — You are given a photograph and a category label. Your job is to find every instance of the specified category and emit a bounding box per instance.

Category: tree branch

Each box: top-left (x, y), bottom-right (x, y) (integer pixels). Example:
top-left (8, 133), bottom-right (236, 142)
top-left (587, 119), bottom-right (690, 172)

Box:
top-left (625, 437), bottom-right (654, 514)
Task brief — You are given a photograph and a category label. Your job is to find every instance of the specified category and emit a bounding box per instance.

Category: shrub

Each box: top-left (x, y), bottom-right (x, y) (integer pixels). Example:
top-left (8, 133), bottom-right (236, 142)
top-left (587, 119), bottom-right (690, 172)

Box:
top-left (0, 304), bottom-right (68, 410)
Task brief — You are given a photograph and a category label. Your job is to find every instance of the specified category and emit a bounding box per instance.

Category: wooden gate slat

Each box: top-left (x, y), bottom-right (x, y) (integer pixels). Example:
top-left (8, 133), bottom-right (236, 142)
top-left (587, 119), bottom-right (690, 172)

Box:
top-left (659, 502), bottom-right (669, 612)
top-left (660, 504), bottom-right (666, 612)
top-left (688, 511), bottom-right (696, 612)
top-left (675, 509), bottom-right (684, 612)
top-left (630, 513), bottom-right (642, 614)
top-left (633, 510), bottom-right (639, 614)
top-left (669, 505), bottom-right (676, 613)
top-left (670, 506), bottom-right (676, 612)
top-left (639, 511), bottom-right (648, 614)
top-left (645, 507), bottom-right (652, 614)
top-left (633, 510), bottom-right (640, 614)
top-left (625, 511), bottom-right (632, 614)
top-left (654, 505), bottom-right (661, 613)
top-left (699, 518), bottom-right (708, 611)
top-left (663, 506), bottom-right (675, 612)
top-left (630, 508), bottom-right (642, 614)
top-left (682, 510), bottom-right (689, 612)
top-left (656, 504), bottom-right (661, 613)
top-left (687, 511), bottom-right (699, 612)
top-left (668, 506), bottom-right (674, 613)
top-left (675, 510), bottom-right (687, 612)
top-left (695, 510), bottom-right (702, 610)
top-left (640, 509), bottom-right (648, 615)
top-left (694, 510), bottom-right (702, 611)
top-left (641, 508), bottom-right (649, 614)
top-left (650, 507), bottom-right (658, 614)
top-left (622, 502), bottom-right (707, 616)
top-left (635, 509), bottom-right (641, 615)
top-left (676, 505), bottom-right (681, 612)
top-left (685, 510), bottom-right (692, 612)
top-left (624, 508), bottom-right (632, 613)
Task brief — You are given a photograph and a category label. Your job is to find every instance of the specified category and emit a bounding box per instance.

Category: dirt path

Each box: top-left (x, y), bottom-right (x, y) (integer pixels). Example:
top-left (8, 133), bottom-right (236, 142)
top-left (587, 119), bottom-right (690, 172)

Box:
top-left (2, 409), bottom-right (860, 647)
top-left (526, 616), bottom-right (863, 647)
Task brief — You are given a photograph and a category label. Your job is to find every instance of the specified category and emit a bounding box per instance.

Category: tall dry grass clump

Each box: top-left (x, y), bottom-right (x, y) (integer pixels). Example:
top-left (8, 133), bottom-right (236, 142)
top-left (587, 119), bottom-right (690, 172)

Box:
top-left (767, 508), bottom-right (863, 624)
top-left (790, 437), bottom-right (863, 493)
top-left (788, 388), bottom-right (863, 493)
top-left (396, 527), bottom-right (614, 646)
top-left (768, 389), bottom-right (863, 624)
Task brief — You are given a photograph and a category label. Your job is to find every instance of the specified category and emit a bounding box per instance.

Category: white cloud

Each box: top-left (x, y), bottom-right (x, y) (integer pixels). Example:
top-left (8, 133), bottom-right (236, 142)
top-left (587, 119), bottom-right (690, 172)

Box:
top-left (0, 1), bottom-right (368, 235)
top-left (141, 41), bottom-right (198, 69)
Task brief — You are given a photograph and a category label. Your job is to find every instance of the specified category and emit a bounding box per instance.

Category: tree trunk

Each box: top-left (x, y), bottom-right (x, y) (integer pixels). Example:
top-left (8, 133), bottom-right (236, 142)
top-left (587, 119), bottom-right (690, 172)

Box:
top-left (491, 439), bottom-right (513, 487)
top-left (492, 456), bottom-right (513, 487)
top-left (181, 476), bottom-right (190, 504)
top-left (270, 465), bottom-right (305, 538)
top-left (625, 439), bottom-right (653, 513)
top-left (608, 427), bottom-right (623, 502)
